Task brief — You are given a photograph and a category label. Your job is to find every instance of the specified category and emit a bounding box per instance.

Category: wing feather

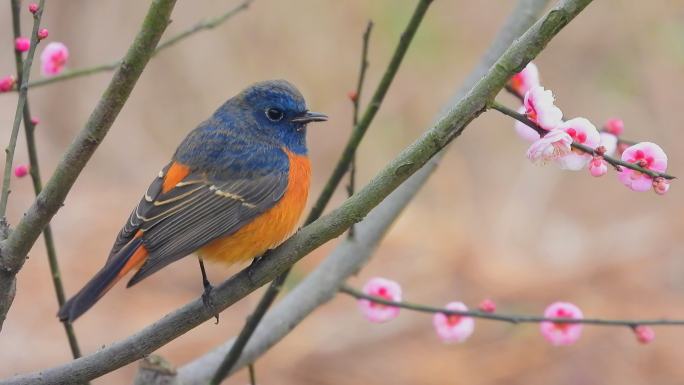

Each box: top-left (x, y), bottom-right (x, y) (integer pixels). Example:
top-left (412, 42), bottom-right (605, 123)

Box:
top-left (108, 162), bottom-right (288, 286)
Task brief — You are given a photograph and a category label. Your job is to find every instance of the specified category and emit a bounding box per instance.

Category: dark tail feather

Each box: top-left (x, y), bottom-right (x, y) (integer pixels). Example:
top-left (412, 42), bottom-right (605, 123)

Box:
top-left (58, 238), bottom-right (145, 322)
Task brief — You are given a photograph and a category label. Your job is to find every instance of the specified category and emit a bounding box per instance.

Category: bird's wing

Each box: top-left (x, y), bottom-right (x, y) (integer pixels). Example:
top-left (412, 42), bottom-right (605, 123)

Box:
top-left (109, 160), bottom-right (288, 286)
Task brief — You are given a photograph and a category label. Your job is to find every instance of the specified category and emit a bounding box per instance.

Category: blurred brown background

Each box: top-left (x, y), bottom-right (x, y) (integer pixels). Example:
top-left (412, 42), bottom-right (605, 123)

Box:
top-left (1, 0), bottom-right (684, 384)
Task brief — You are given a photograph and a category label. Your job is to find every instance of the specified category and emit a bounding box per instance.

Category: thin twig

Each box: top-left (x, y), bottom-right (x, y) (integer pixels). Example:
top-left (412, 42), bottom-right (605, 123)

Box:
top-left (347, 21), bottom-right (373, 239)
top-left (9, 0), bottom-right (85, 361)
top-left (307, 0), bottom-right (434, 223)
top-left (340, 285), bottom-right (684, 327)
top-left (0, 0), bottom-right (593, 382)
top-left (0, 0), bottom-right (178, 333)
top-left (8, 0), bottom-right (253, 91)
top-left (209, 3), bottom-right (431, 383)
top-left (0, 0), bottom-right (45, 217)
top-left (489, 101), bottom-right (676, 179)
top-left (209, 272), bottom-right (285, 384)
top-left (247, 363), bottom-right (256, 385)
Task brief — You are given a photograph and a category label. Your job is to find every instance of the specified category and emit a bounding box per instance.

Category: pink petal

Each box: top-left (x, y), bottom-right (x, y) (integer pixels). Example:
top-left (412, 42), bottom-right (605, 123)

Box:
top-left (634, 325), bottom-right (655, 344)
top-left (603, 118), bottom-right (624, 136)
top-left (357, 277), bottom-right (402, 323)
top-left (508, 62), bottom-right (540, 97)
top-left (432, 302), bottom-right (475, 343)
top-left (540, 301), bottom-right (583, 346)
top-left (40, 42), bottom-right (69, 77)
top-left (524, 86), bottom-right (563, 130)
top-left (514, 106), bottom-right (541, 142)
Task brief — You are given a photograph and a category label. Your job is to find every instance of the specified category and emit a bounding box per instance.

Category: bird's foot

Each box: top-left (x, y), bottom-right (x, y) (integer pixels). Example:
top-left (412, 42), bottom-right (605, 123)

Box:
top-left (247, 250), bottom-right (271, 284)
top-left (201, 282), bottom-right (220, 324)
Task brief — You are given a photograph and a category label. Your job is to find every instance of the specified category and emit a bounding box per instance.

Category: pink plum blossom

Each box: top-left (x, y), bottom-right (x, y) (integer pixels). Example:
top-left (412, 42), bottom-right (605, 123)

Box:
top-left (617, 142), bottom-right (668, 192)
top-left (28, 3), bottom-right (39, 14)
top-left (0, 76), bottom-right (15, 92)
top-left (588, 156), bottom-right (607, 177)
top-left (514, 106), bottom-right (541, 142)
top-left (37, 28), bottom-right (48, 40)
top-left (523, 86), bottom-right (563, 130)
top-left (508, 62), bottom-right (540, 97)
top-left (653, 177), bottom-right (670, 195)
top-left (357, 277), bottom-right (401, 323)
top-left (40, 42), bottom-right (69, 77)
top-left (599, 132), bottom-right (618, 157)
top-left (478, 299), bottom-right (496, 313)
top-left (540, 301), bottom-right (584, 346)
top-left (603, 118), bottom-right (624, 136)
top-left (555, 118), bottom-right (600, 171)
top-left (527, 129), bottom-right (573, 165)
top-left (433, 302), bottom-right (475, 343)
top-left (15, 37), bottom-right (30, 52)
top-left (30, 116), bottom-right (40, 126)
top-left (14, 164), bottom-right (29, 178)
top-left (633, 325), bottom-right (655, 344)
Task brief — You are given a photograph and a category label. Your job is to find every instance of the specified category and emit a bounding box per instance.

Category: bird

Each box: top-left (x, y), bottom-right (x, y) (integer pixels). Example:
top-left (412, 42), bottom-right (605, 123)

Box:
top-left (58, 80), bottom-right (327, 322)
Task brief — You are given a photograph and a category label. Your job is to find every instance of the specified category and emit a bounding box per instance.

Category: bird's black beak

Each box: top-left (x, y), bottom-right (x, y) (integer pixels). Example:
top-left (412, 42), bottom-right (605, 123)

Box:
top-left (291, 111), bottom-right (328, 124)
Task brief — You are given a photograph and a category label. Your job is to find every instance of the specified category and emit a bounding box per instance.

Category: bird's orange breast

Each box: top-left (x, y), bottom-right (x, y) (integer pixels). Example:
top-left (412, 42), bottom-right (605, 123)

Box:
top-left (198, 150), bottom-right (311, 264)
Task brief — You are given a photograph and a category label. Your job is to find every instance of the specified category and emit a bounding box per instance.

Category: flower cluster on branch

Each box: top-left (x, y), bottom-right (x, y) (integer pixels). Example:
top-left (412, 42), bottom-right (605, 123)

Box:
top-left (503, 62), bottom-right (673, 194)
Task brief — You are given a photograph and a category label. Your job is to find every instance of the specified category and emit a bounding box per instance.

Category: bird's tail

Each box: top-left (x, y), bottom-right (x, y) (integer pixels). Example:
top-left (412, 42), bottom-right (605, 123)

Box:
top-left (58, 238), bottom-right (148, 322)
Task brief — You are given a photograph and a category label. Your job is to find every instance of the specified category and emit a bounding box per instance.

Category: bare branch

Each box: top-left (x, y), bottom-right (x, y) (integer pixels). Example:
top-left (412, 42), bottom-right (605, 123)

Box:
top-left (347, 20), bottom-right (374, 239)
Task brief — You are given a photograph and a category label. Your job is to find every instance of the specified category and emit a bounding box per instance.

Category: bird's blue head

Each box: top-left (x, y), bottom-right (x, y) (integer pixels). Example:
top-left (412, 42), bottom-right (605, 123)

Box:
top-left (224, 80), bottom-right (327, 155)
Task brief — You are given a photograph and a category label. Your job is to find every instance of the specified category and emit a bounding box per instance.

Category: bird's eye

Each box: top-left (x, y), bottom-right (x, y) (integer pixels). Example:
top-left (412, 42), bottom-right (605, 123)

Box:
top-left (265, 108), bottom-right (284, 122)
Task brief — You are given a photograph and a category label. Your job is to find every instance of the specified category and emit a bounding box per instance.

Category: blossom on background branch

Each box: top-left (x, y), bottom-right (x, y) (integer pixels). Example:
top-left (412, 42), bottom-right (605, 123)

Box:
top-left (343, 281), bottom-right (678, 346)
top-left (0, 0), bottom-right (254, 92)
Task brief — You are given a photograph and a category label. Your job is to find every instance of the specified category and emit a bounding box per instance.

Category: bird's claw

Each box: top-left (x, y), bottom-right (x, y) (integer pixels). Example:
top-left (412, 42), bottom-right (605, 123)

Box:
top-left (201, 283), bottom-right (220, 324)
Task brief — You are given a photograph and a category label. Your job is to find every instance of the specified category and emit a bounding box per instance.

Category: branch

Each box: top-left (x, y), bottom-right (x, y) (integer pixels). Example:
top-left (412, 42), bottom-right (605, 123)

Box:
top-left (11, 0), bottom-right (253, 91)
top-left (0, 0), bottom-right (45, 217)
top-left (209, 1), bottom-right (428, 380)
top-left (340, 285), bottom-right (684, 327)
top-left (9, 0), bottom-right (85, 360)
top-left (347, 20), bottom-right (374, 239)
top-left (489, 101), bottom-right (676, 179)
top-left (0, 0), bottom-right (46, 333)
top-left (176, 1), bottom-right (552, 383)
top-left (0, 0), bottom-right (178, 332)
top-left (0, 0), bottom-right (593, 383)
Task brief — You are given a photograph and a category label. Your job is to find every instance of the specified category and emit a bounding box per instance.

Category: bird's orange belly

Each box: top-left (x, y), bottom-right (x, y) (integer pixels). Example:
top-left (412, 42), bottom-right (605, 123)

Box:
top-left (198, 151), bottom-right (310, 265)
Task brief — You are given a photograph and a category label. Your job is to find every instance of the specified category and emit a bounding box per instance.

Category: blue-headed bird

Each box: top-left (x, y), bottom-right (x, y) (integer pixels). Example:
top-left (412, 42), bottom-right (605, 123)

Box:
top-left (58, 80), bottom-right (327, 322)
